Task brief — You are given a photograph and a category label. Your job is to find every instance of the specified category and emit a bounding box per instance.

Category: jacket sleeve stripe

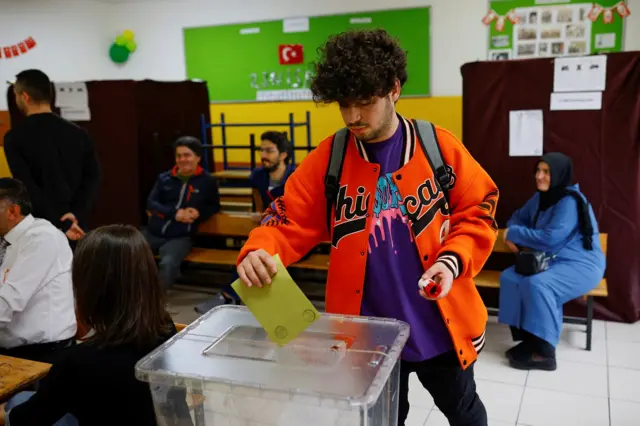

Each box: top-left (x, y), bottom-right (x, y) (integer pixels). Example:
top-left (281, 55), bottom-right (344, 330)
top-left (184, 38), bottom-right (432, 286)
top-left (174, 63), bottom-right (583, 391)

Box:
top-left (436, 255), bottom-right (459, 278)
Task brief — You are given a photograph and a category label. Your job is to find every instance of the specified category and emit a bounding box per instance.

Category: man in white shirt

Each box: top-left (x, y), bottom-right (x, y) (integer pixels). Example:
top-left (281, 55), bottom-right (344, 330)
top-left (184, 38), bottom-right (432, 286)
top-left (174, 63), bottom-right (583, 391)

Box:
top-left (0, 178), bottom-right (77, 363)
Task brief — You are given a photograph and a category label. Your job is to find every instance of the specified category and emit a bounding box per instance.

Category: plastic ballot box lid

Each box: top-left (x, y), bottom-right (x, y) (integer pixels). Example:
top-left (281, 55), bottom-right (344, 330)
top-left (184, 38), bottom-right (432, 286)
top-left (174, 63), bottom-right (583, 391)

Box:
top-left (135, 305), bottom-right (409, 407)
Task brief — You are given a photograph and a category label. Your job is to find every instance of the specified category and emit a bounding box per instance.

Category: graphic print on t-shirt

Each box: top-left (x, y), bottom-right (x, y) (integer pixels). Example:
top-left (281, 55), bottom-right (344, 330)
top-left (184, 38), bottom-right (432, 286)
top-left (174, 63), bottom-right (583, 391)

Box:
top-left (368, 173), bottom-right (414, 254)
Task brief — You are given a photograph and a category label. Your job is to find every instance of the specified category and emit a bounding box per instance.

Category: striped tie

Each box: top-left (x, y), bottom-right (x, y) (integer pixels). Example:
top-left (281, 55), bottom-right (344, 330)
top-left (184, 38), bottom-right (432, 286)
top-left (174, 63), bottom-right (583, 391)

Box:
top-left (0, 238), bottom-right (9, 266)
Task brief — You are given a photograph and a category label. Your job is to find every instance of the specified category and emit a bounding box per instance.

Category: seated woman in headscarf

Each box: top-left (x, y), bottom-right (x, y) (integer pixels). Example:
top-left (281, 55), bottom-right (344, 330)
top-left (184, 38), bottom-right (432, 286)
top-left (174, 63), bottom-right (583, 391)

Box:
top-left (499, 152), bottom-right (605, 371)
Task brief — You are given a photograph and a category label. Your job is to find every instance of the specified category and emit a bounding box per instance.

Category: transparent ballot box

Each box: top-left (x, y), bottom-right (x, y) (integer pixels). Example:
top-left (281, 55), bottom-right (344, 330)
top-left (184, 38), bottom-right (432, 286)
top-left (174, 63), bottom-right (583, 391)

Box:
top-left (135, 305), bottom-right (409, 426)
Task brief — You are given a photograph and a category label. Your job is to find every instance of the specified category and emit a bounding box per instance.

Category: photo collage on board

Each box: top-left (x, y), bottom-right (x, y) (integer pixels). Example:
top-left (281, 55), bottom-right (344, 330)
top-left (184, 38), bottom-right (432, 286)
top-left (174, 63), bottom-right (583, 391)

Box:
top-left (489, 3), bottom-right (615, 61)
top-left (515, 4), bottom-right (591, 59)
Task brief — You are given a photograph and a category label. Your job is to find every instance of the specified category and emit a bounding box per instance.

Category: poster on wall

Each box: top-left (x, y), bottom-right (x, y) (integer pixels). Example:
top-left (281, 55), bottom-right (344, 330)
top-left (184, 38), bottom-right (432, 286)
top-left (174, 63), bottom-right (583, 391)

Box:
top-left (484, 1), bottom-right (629, 61)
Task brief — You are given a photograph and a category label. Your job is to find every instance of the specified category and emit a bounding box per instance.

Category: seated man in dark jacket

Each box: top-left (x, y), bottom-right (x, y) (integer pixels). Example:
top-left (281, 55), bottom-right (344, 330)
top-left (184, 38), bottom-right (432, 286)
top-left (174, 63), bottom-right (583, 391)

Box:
top-left (143, 136), bottom-right (220, 290)
top-left (249, 131), bottom-right (295, 212)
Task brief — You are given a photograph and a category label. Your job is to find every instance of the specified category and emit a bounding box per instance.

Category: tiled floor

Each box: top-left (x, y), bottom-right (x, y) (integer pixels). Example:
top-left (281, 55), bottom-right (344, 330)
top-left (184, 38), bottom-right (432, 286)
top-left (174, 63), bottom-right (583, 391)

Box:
top-left (168, 289), bottom-right (640, 426)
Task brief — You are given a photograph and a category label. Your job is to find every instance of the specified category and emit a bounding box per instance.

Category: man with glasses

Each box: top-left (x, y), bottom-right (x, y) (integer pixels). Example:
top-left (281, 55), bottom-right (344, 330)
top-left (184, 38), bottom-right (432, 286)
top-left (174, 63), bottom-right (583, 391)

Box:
top-left (249, 131), bottom-right (296, 211)
top-left (194, 131), bottom-right (296, 313)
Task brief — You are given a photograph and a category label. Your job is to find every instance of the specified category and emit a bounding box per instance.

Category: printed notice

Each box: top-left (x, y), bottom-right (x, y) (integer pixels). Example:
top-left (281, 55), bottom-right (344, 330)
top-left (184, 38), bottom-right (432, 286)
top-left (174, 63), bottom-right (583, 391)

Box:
top-left (509, 110), bottom-right (543, 157)
top-left (54, 82), bottom-right (91, 121)
top-left (550, 91), bottom-right (602, 111)
top-left (283, 17), bottom-right (309, 33)
top-left (553, 55), bottom-right (607, 92)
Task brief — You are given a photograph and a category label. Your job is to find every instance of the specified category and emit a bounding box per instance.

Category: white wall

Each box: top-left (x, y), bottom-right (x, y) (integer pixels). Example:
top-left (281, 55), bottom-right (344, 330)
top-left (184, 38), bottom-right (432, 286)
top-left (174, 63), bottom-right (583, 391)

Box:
top-left (109, 0), bottom-right (488, 97)
top-left (106, 0), bottom-right (640, 96)
top-left (0, 0), bottom-right (116, 110)
top-left (0, 0), bottom-right (638, 110)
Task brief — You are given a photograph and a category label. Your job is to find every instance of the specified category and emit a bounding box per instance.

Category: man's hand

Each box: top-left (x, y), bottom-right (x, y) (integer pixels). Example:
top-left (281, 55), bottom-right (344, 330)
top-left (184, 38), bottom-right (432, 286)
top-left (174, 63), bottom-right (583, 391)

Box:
top-left (504, 228), bottom-right (519, 253)
top-left (60, 212), bottom-right (77, 224)
top-left (419, 261), bottom-right (454, 301)
top-left (237, 249), bottom-right (278, 288)
top-left (175, 209), bottom-right (194, 224)
top-left (65, 223), bottom-right (85, 241)
top-left (60, 213), bottom-right (84, 240)
top-left (185, 208), bottom-right (200, 221)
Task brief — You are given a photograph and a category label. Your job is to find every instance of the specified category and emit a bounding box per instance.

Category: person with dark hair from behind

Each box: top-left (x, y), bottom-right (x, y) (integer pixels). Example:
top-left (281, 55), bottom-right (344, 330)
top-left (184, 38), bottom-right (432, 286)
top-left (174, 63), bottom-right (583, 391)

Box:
top-left (0, 178), bottom-right (76, 364)
top-left (4, 69), bottom-right (100, 242)
top-left (249, 131), bottom-right (296, 211)
top-left (500, 152), bottom-right (605, 371)
top-left (0, 225), bottom-right (185, 426)
top-left (143, 136), bottom-right (221, 290)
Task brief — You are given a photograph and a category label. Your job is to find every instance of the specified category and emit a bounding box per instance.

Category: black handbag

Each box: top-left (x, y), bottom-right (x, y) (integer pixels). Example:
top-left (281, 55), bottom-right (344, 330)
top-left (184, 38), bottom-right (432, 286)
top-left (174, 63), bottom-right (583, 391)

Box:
top-left (515, 251), bottom-right (555, 276)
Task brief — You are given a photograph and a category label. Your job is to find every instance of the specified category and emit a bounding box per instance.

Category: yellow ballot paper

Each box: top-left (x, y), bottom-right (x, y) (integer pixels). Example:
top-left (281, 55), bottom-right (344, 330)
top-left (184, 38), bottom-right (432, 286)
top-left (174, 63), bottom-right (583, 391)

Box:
top-left (231, 254), bottom-right (320, 345)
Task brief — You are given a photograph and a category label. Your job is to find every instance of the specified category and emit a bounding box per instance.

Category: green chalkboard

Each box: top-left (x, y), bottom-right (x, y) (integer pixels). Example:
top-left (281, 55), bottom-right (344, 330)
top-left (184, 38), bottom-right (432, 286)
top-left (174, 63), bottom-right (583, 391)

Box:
top-left (486, 0), bottom-right (627, 60)
top-left (184, 7), bottom-right (430, 102)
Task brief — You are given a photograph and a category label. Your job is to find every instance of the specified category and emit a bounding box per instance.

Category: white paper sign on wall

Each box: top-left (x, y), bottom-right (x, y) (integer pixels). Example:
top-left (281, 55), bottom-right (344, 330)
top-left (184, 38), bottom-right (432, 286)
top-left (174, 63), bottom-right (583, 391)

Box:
top-left (553, 55), bottom-right (607, 93)
top-left (53, 82), bottom-right (91, 121)
top-left (509, 110), bottom-right (544, 157)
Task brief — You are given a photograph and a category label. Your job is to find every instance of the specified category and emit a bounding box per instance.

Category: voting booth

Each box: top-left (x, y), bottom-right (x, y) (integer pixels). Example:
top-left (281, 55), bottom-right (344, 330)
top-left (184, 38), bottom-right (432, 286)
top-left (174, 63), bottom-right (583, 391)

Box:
top-left (461, 51), bottom-right (640, 323)
top-left (136, 305), bottom-right (409, 426)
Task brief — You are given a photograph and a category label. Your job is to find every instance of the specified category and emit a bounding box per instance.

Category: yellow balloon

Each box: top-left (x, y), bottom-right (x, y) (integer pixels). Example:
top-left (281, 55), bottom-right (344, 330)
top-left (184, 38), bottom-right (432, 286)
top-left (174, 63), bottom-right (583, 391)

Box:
top-left (122, 30), bottom-right (135, 41)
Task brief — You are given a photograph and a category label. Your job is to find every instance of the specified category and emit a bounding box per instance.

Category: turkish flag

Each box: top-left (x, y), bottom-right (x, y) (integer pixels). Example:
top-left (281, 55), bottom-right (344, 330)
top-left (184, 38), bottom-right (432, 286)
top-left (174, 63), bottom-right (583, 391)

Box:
top-left (3, 47), bottom-right (12, 58)
top-left (11, 45), bottom-right (19, 56)
top-left (279, 44), bottom-right (304, 65)
top-left (18, 42), bottom-right (28, 53)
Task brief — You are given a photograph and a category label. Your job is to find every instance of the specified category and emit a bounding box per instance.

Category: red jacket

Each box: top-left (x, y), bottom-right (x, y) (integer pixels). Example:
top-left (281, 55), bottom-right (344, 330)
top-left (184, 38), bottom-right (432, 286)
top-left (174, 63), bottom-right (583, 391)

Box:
top-left (238, 116), bottom-right (499, 368)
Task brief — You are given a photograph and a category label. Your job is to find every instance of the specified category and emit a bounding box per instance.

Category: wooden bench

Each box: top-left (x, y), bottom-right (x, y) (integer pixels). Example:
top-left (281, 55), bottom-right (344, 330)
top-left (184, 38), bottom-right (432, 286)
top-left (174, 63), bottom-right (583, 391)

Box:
top-left (212, 170), bottom-right (251, 181)
top-left (197, 211), bottom-right (260, 237)
top-left (218, 187), bottom-right (252, 197)
top-left (220, 200), bottom-right (252, 212)
top-left (475, 229), bottom-right (608, 351)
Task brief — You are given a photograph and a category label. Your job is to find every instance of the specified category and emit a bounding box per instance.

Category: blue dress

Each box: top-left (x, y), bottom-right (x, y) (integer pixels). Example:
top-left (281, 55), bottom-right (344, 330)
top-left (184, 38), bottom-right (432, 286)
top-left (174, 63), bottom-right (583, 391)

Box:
top-left (498, 184), bottom-right (606, 346)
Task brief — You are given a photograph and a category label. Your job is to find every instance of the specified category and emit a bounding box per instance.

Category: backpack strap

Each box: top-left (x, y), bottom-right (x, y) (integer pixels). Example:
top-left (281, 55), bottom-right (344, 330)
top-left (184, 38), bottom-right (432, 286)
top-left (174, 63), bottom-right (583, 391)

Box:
top-left (412, 119), bottom-right (451, 201)
top-left (324, 127), bottom-right (350, 231)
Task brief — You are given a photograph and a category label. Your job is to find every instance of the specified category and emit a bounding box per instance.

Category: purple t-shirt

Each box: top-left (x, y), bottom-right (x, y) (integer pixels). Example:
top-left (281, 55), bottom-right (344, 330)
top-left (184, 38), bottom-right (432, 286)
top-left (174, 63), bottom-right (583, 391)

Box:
top-left (360, 122), bottom-right (453, 362)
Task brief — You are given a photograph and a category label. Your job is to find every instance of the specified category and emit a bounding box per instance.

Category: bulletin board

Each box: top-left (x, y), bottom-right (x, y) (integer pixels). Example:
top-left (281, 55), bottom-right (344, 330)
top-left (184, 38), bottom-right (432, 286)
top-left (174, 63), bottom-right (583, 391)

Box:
top-left (183, 7), bottom-right (430, 102)
top-left (485, 1), bottom-right (628, 61)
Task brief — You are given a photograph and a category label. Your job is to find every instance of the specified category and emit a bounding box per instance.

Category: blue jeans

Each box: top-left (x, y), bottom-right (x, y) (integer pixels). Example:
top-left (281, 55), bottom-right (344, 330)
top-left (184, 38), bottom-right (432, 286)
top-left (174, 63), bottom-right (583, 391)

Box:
top-left (141, 229), bottom-right (192, 290)
top-left (5, 391), bottom-right (78, 426)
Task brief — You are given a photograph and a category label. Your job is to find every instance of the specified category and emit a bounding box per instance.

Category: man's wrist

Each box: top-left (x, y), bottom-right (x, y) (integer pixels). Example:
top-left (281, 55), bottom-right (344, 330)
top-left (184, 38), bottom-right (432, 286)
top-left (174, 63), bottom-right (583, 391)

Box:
top-left (435, 252), bottom-right (462, 279)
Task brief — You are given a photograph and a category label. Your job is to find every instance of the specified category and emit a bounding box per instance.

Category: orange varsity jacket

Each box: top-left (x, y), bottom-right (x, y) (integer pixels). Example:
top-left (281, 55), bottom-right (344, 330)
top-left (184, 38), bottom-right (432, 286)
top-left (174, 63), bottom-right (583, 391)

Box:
top-left (237, 116), bottom-right (499, 369)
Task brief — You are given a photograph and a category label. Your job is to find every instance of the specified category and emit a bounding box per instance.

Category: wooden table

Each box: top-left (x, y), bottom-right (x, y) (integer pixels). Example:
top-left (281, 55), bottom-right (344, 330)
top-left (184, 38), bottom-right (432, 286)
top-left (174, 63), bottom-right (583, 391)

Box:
top-left (0, 355), bottom-right (51, 401)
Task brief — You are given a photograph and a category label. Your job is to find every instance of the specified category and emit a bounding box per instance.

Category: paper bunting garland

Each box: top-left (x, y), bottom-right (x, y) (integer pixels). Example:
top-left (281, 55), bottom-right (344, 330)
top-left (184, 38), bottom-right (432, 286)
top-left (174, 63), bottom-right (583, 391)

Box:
top-left (482, 9), bottom-right (521, 32)
top-left (483, 1), bottom-right (630, 31)
top-left (587, 1), bottom-right (631, 23)
top-left (0, 37), bottom-right (37, 59)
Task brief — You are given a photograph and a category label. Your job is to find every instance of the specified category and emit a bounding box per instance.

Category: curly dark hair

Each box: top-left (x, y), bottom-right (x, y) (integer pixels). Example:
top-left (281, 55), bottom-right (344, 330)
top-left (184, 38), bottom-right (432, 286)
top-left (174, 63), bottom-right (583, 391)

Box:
top-left (311, 29), bottom-right (408, 104)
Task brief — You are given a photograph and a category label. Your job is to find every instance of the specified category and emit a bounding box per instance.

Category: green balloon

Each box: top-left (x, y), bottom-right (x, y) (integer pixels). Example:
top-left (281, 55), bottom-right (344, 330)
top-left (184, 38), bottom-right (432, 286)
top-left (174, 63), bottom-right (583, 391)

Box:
top-left (115, 35), bottom-right (127, 46)
top-left (125, 40), bottom-right (137, 53)
top-left (109, 43), bottom-right (130, 64)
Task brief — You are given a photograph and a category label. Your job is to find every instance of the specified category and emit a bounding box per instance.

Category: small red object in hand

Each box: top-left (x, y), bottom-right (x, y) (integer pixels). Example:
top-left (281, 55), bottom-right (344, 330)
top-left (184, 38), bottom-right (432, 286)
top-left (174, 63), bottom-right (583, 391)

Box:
top-left (419, 278), bottom-right (442, 299)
